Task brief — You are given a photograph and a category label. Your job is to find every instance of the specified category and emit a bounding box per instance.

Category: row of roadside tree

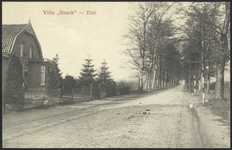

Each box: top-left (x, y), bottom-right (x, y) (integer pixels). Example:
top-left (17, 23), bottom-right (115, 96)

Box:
top-left (123, 2), bottom-right (182, 91)
top-left (123, 2), bottom-right (230, 100)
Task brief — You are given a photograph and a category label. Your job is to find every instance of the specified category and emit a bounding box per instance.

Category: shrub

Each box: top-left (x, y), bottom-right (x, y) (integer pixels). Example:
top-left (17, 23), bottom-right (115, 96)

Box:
top-left (209, 81), bottom-right (230, 91)
top-left (3, 54), bottom-right (24, 111)
top-left (105, 81), bottom-right (117, 97)
top-left (117, 81), bottom-right (130, 95)
top-left (209, 82), bottom-right (216, 90)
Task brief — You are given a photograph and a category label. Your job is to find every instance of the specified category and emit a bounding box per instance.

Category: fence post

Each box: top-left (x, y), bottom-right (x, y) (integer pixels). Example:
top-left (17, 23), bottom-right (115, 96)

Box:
top-left (23, 88), bottom-right (25, 109)
top-left (90, 84), bottom-right (93, 100)
top-left (72, 88), bottom-right (73, 102)
top-left (98, 84), bottom-right (100, 99)
top-left (59, 89), bottom-right (61, 104)
top-left (43, 88), bottom-right (46, 103)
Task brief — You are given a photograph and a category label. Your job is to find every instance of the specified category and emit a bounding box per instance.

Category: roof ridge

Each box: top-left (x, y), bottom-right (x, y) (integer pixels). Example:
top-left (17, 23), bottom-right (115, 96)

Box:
top-left (2, 24), bottom-right (27, 25)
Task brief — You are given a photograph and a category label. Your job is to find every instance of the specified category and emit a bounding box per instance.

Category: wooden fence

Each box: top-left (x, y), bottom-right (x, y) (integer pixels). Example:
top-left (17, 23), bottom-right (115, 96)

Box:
top-left (24, 88), bottom-right (62, 109)
top-left (23, 86), bottom-right (106, 109)
top-left (2, 85), bottom-right (108, 113)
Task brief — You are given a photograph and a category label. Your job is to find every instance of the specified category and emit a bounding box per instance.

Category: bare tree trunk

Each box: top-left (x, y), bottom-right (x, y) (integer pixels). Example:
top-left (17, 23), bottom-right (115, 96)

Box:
top-left (155, 76), bottom-right (158, 90)
top-left (171, 74), bottom-right (173, 86)
top-left (147, 73), bottom-right (151, 91)
top-left (189, 69), bottom-right (191, 92)
top-left (151, 68), bottom-right (157, 90)
top-left (206, 61), bottom-right (210, 94)
top-left (174, 78), bottom-right (176, 86)
top-left (153, 76), bottom-right (158, 90)
top-left (198, 67), bottom-right (202, 92)
top-left (148, 64), bottom-right (153, 91)
top-left (147, 65), bottom-right (152, 91)
top-left (163, 69), bottom-right (165, 88)
top-left (156, 74), bottom-right (159, 89)
top-left (201, 24), bottom-right (205, 106)
top-left (157, 75), bottom-right (160, 89)
top-left (215, 62), bottom-right (225, 99)
top-left (159, 65), bottom-right (162, 89)
top-left (207, 75), bottom-right (210, 94)
top-left (138, 76), bottom-right (140, 91)
top-left (194, 74), bottom-right (196, 95)
top-left (139, 70), bottom-right (143, 91)
top-left (215, 34), bottom-right (227, 100)
top-left (142, 72), bottom-right (147, 91)
top-left (166, 70), bottom-right (168, 87)
top-left (215, 2), bottom-right (229, 100)
top-left (201, 62), bottom-right (205, 106)
top-left (144, 73), bottom-right (148, 91)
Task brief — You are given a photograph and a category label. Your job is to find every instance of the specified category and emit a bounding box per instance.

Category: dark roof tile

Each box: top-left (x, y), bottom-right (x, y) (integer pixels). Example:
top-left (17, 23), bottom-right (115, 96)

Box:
top-left (2, 24), bottom-right (27, 54)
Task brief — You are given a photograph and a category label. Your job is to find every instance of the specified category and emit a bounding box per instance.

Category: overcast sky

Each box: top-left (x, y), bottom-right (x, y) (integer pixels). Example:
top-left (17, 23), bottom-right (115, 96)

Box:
top-left (2, 2), bottom-right (230, 82)
top-left (2, 2), bottom-right (138, 81)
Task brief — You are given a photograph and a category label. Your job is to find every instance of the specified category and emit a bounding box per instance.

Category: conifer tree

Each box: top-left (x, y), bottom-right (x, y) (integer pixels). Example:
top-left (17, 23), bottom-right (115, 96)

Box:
top-left (96, 60), bottom-right (117, 96)
top-left (96, 60), bottom-right (111, 84)
top-left (78, 58), bottom-right (97, 87)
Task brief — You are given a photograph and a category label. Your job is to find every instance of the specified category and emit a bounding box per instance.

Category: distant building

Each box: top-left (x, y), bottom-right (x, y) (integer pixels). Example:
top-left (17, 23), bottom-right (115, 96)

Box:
top-left (2, 20), bottom-right (53, 89)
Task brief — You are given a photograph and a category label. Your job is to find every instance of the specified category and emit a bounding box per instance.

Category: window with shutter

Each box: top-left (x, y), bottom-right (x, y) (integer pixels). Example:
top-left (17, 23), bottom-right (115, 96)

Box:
top-left (41, 66), bottom-right (45, 85)
top-left (29, 47), bottom-right (33, 58)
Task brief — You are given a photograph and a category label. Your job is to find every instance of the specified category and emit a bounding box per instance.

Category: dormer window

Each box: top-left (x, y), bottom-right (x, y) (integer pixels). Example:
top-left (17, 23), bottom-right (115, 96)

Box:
top-left (29, 47), bottom-right (33, 58)
top-left (20, 43), bottom-right (24, 57)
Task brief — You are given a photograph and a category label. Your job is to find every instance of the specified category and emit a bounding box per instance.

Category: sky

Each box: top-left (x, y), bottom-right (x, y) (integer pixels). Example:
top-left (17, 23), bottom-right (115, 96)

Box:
top-left (2, 2), bottom-right (230, 82)
top-left (2, 2), bottom-right (138, 81)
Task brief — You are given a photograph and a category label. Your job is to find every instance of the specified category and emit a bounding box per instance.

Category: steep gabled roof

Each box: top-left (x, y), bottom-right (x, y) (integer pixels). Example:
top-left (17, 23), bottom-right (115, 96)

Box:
top-left (2, 24), bottom-right (27, 56)
top-left (2, 22), bottom-right (43, 58)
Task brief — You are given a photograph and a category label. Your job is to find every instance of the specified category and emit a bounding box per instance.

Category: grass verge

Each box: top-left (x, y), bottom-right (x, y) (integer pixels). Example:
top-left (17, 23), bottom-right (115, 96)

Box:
top-left (206, 82), bottom-right (230, 125)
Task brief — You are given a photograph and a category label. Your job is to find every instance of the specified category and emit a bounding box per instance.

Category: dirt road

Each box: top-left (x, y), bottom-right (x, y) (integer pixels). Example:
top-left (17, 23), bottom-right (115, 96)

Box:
top-left (2, 85), bottom-right (217, 148)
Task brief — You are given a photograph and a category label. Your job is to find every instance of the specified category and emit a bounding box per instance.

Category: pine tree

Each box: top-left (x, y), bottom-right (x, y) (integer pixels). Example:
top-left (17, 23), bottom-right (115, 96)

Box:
top-left (97, 60), bottom-right (112, 84)
top-left (78, 58), bottom-right (97, 87)
top-left (96, 60), bottom-right (117, 96)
